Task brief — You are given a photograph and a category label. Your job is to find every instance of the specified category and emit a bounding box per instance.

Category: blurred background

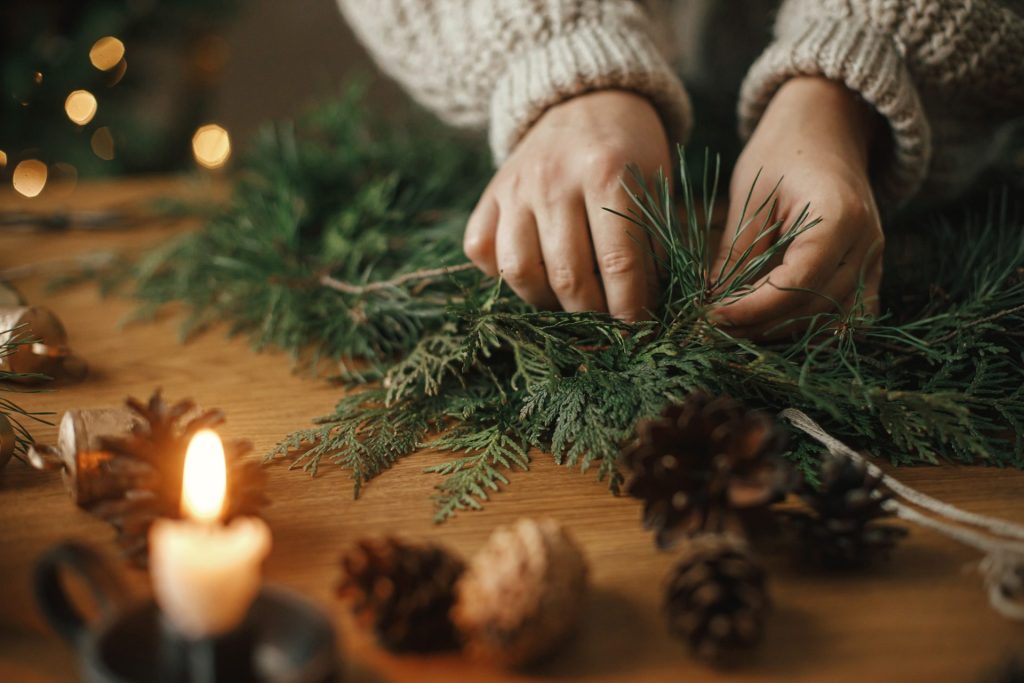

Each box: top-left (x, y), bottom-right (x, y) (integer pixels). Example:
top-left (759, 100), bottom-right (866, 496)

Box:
top-left (1, 0), bottom-right (405, 198)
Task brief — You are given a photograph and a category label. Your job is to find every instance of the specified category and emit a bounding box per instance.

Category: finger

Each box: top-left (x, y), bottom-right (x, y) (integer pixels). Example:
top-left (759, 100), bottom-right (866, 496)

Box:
top-left (496, 209), bottom-right (559, 309)
top-left (464, 194), bottom-right (500, 276)
top-left (711, 224), bottom-right (855, 328)
top-left (722, 259), bottom-right (863, 340)
top-left (585, 188), bottom-right (657, 322)
top-left (534, 196), bottom-right (607, 313)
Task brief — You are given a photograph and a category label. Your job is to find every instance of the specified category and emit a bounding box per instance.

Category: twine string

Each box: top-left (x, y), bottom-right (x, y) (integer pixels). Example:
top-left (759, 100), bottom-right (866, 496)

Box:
top-left (780, 408), bottom-right (1024, 621)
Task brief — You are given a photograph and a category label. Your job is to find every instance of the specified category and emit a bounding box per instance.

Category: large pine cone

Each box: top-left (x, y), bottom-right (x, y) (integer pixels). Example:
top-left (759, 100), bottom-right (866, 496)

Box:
top-left (786, 454), bottom-right (907, 569)
top-left (664, 534), bottom-right (769, 661)
top-left (452, 518), bottom-right (589, 667)
top-left (337, 537), bottom-right (465, 652)
top-left (622, 392), bottom-right (792, 548)
top-left (84, 391), bottom-right (268, 567)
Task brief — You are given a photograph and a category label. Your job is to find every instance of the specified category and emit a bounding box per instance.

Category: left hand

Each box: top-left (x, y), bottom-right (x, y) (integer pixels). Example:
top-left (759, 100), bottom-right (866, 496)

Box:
top-left (711, 77), bottom-right (885, 340)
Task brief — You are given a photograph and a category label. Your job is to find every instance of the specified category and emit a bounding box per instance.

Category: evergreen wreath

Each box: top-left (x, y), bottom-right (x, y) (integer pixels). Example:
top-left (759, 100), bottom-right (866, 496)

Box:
top-left (107, 88), bottom-right (1024, 521)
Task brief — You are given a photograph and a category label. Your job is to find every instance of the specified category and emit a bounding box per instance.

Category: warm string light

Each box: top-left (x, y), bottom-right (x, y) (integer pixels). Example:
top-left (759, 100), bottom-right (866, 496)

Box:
top-left (89, 37), bottom-right (125, 72)
top-left (12, 160), bottom-right (48, 198)
top-left (64, 90), bottom-right (98, 125)
top-left (192, 124), bottom-right (232, 169)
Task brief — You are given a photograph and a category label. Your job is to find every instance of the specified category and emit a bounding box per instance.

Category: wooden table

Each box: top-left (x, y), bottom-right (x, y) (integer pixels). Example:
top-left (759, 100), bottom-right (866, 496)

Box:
top-left (1, 179), bottom-right (1022, 683)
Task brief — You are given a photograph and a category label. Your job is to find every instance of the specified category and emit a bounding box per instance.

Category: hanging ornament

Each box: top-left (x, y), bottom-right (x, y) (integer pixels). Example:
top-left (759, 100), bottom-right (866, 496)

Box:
top-left (0, 304), bottom-right (86, 382)
top-left (452, 518), bottom-right (589, 668)
top-left (29, 391), bottom-right (267, 567)
top-left (28, 408), bottom-right (141, 503)
top-left (783, 453), bottom-right (908, 569)
top-left (664, 533), bottom-right (769, 661)
top-left (621, 392), bottom-right (794, 548)
top-left (336, 537), bottom-right (465, 652)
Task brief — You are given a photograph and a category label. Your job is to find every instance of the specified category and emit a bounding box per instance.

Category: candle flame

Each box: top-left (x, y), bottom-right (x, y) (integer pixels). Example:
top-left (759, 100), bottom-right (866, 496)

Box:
top-left (182, 430), bottom-right (227, 522)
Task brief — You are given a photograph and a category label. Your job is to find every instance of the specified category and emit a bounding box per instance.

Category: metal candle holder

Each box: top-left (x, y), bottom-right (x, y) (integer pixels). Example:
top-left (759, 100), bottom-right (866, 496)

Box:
top-left (33, 541), bottom-right (340, 683)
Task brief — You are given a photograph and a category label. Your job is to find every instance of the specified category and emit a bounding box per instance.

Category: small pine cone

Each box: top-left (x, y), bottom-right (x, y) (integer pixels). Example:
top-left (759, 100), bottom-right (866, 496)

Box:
top-left (622, 392), bottom-right (793, 548)
top-left (337, 537), bottom-right (465, 652)
top-left (452, 518), bottom-right (589, 667)
top-left (786, 454), bottom-right (908, 569)
top-left (664, 534), bottom-right (769, 661)
top-left (83, 390), bottom-right (267, 568)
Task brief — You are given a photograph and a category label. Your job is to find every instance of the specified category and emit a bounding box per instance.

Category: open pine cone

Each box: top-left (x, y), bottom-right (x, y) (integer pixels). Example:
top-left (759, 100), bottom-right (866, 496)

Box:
top-left (84, 391), bottom-right (268, 567)
top-left (621, 392), bottom-right (793, 548)
top-left (785, 453), bottom-right (907, 569)
top-left (664, 533), bottom-right (769, 661)
top-left (452, 518), bottom-right (589, 668)
top-left (337, 536), bottom-right (465, 652)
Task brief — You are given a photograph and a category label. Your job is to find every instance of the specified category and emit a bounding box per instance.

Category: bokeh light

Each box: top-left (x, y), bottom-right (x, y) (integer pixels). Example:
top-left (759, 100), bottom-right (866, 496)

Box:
top-left (89, 37), bottom-right (126, 71)
top-left (65, 90), bottom-right (98, 125)
top-left (192, 124), bottom-right (231, 169)
top-left (33, 71), bottom-right (43, 84)
top-left (0, 150), bottom-right (7, 169)
top-left (12, 160), bottom-right (48, 197)
top-left (91, 127), bottom-right (115, 160)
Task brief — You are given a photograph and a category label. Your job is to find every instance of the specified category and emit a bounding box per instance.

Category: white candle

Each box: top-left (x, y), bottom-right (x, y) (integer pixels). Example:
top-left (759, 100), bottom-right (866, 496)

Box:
top-left (150, 429), bottom-right (271, 639)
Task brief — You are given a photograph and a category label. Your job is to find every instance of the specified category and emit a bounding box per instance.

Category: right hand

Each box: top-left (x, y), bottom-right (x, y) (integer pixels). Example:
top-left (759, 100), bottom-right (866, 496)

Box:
top-left (463, 90), bottom-right (670, 322)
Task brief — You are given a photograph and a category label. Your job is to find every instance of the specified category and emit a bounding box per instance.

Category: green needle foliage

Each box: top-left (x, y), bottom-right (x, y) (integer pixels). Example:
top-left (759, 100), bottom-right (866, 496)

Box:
top-left (113, 89), bottom-right (1024, 521)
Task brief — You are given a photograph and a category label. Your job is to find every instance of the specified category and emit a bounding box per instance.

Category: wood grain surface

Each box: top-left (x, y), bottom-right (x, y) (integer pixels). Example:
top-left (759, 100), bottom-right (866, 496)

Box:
top-left (1, 179), bottom-right (1022, 683)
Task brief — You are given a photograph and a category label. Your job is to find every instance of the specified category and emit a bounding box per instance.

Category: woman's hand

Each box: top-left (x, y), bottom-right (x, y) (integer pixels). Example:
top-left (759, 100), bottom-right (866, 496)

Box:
top-left (712, 77), bottom-right (885, 339)
top-left (464, 90), bottom-right (670, 322)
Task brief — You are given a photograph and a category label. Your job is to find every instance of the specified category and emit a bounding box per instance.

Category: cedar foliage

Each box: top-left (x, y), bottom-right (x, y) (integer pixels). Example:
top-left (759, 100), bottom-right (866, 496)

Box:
top-left (114, 88), bottom-right (1024, 521)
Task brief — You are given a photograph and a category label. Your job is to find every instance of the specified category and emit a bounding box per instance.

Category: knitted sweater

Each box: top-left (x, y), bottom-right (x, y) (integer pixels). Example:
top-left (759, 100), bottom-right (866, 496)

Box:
top-left (337, 0), bottom-right (1024, 204)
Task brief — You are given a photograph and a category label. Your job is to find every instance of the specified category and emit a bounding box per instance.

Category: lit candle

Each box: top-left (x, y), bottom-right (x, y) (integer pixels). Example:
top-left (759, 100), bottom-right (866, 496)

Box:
top-left (149, 430), bottom-right (271, 639)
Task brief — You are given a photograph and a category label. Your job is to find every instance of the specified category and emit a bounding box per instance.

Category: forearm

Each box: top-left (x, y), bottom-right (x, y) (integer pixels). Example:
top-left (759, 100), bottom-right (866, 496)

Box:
top-left (739, 0), bottom-right (1024, 204)
top-left (765, 78), bottom-right (880, 173)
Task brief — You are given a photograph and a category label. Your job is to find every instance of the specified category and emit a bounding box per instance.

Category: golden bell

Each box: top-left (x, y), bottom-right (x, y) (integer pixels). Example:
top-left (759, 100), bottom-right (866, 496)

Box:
top-left (0, 305), bottom-right (73, 381)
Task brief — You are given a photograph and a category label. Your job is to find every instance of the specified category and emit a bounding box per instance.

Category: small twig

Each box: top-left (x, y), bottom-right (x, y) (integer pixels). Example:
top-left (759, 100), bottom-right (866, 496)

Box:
top-left (320, 262), bottom-right (476, 295)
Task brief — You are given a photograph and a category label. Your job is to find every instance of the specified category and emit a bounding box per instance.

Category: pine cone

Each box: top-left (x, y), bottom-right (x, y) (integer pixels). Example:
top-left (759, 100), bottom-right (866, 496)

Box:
top-left (337, 537), bottom-right (465, 652)
top-left (664, 534), bottom-right (769, 661)
top-left (785, 454), bottom-right (907, 569)
top-left (84, 390), bottom-right (268, 567)
top-left (452, 518), bottom-right (589, 667)
top-left (621, 392), bottom-right (792, 548)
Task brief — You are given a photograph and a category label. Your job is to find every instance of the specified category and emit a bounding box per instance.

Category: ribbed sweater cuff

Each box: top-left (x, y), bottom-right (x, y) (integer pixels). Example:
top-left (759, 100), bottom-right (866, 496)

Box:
top-left (489, 25), bottom-right (692, 163)
top-left (739, 16), bottom-right (933, 205)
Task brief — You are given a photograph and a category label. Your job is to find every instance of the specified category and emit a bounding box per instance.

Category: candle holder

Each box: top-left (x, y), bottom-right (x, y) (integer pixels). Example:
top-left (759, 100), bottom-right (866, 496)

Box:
top-left (34, 541), bottom-right (340, 683)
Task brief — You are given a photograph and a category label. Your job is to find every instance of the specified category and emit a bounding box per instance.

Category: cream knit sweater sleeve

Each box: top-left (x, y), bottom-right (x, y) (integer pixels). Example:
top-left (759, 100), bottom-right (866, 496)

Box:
top-left (336, 0), bottom-right (692, 164)
top-left (739, 0), bottom-right (1024, 203)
